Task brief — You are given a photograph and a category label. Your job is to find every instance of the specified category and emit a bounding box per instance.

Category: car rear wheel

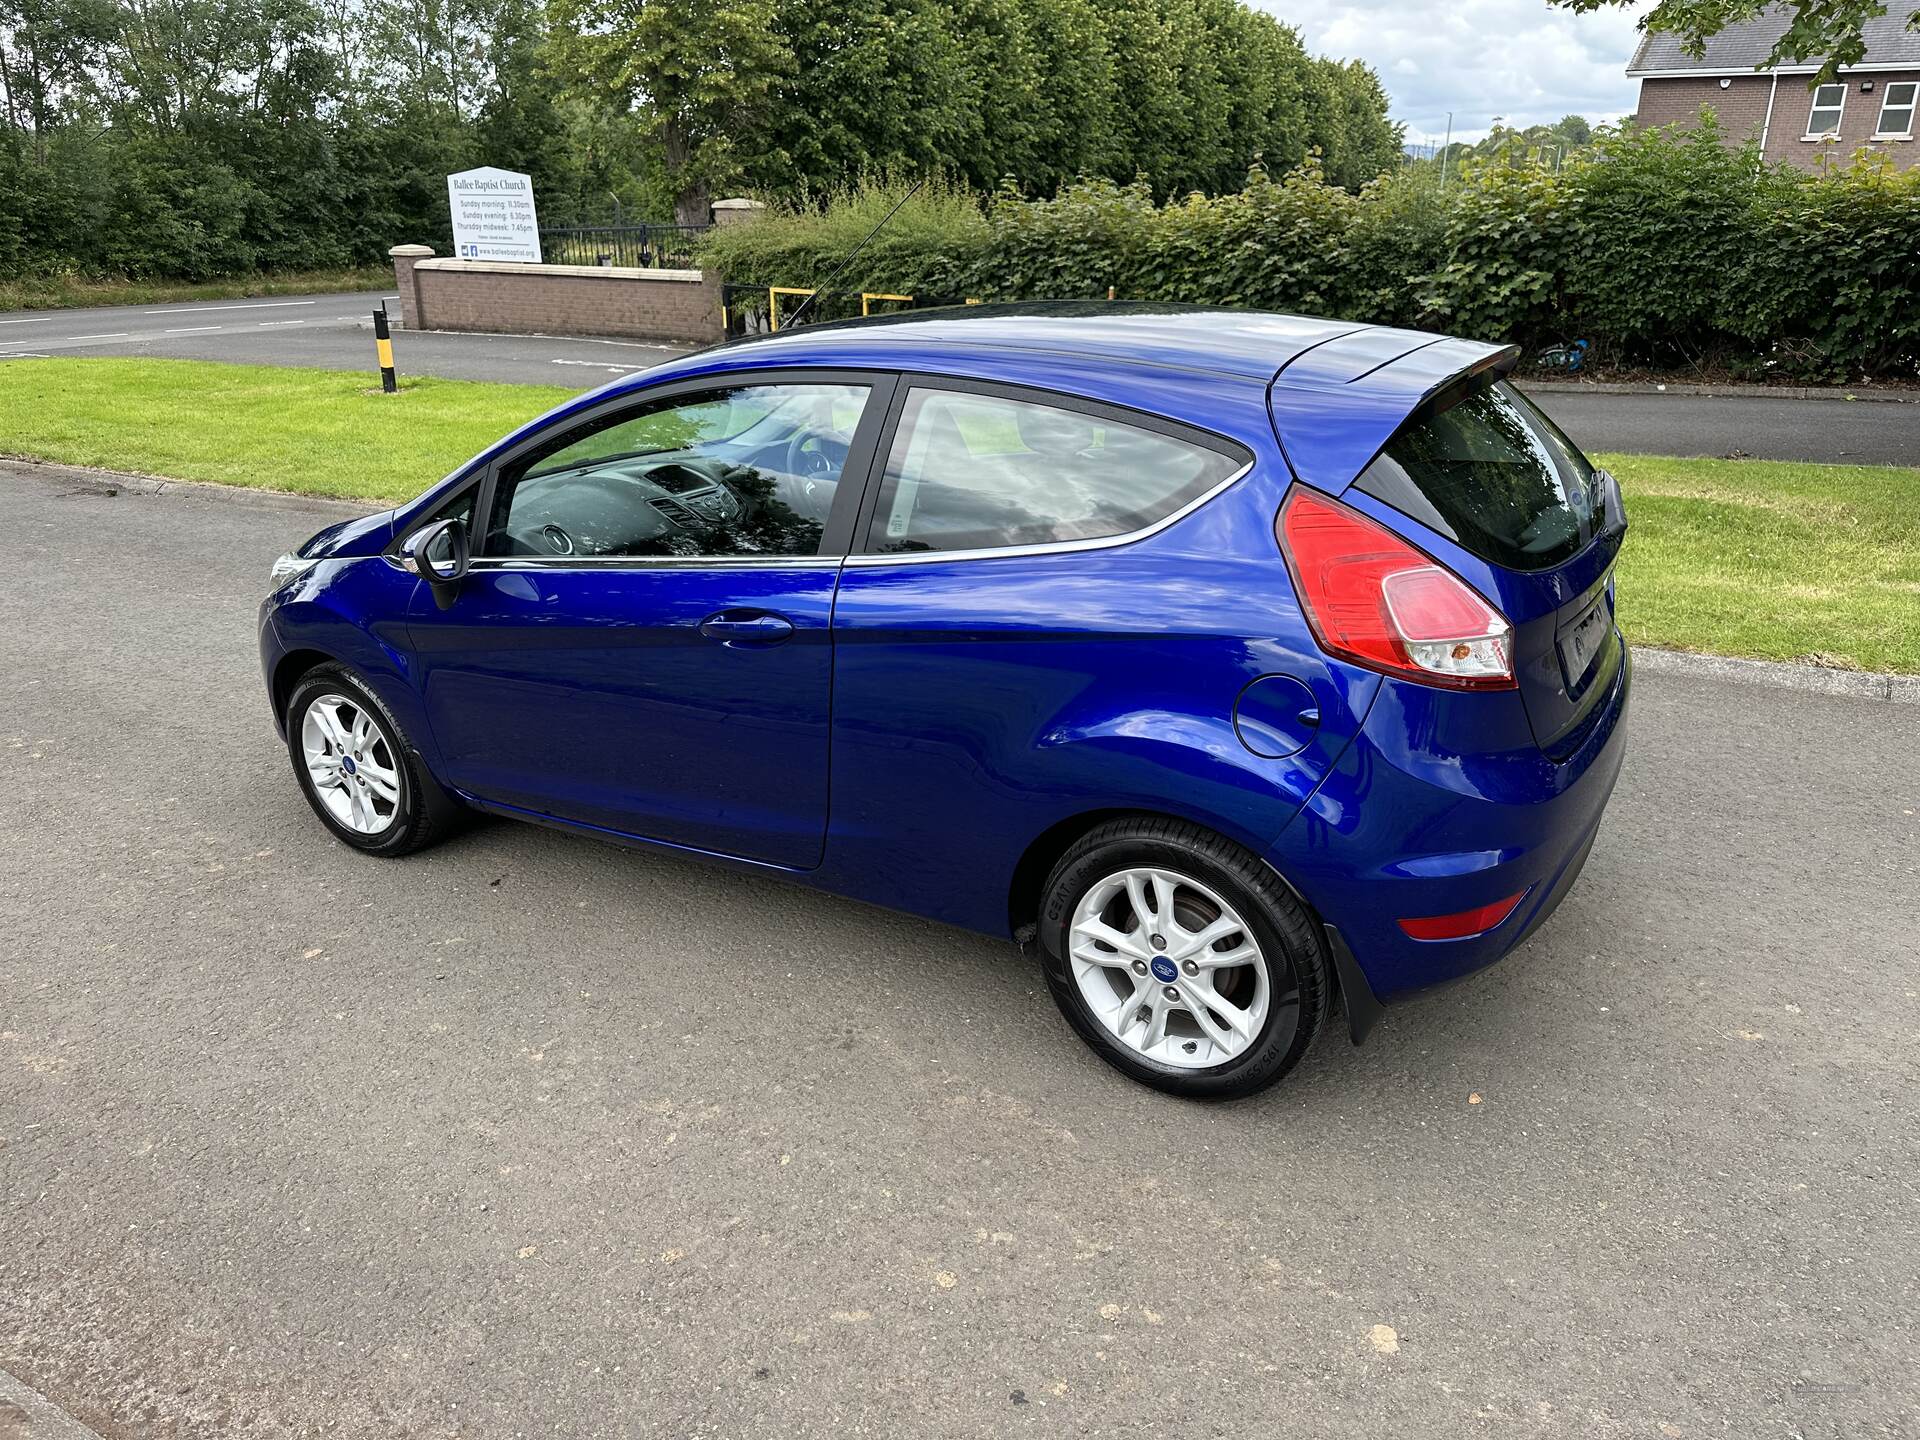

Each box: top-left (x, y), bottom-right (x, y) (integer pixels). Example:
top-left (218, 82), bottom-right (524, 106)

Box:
top-left (285, 663), bottom-right (456, 857)
top-left (1038, 818), bottom-right (1327, 1098)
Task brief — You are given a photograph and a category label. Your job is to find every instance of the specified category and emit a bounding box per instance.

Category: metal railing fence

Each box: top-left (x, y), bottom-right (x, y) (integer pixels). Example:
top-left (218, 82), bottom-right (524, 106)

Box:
top-left (537, 223), bottom-right (710, 269)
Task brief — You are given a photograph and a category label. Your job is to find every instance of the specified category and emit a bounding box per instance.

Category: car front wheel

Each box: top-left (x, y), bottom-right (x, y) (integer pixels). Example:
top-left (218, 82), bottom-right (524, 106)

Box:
top-left (1038, 818), bottom-right (1328, 1099)
top-left (285, 663), bottom-right (455, 857)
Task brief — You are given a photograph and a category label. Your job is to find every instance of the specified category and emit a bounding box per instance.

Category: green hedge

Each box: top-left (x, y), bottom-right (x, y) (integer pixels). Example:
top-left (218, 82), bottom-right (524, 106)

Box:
top-left (700, 121), bottom-right (1920, 381)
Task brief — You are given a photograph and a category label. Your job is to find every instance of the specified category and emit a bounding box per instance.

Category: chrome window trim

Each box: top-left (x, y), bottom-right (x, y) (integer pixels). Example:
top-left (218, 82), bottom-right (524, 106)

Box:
top-left (462, 553), bottom-right (843, 573)
top-left (842, 457), bottom-right (1256, 568)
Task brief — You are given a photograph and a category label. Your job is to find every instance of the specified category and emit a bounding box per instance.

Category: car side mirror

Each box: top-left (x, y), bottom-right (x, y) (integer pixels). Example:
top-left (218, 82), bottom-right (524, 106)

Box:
top-left (401, 517), bottom-right (469, 607)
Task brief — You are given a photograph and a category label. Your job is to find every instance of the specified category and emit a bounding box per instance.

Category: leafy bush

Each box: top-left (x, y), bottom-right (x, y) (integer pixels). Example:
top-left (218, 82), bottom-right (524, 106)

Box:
top-left (694, 175), bottom-right (990, 294)
top-left (1417, 161), bottom-right (1571, 348)
top-left (699, 122), bottom-right (1920, 380)
top-left (1740, 152), bottom-right (1920, 380)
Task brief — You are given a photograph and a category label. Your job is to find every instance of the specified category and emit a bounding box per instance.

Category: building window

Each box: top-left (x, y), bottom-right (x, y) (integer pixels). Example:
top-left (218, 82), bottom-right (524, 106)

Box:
top-left (1805, 83), bottom-right (1846, 137)
top-left (1875, 81), bottom-right (1917, 137)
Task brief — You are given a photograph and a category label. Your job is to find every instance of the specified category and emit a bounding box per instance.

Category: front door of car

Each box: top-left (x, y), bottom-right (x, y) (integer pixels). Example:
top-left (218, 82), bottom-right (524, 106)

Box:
top-left (403, 372), bottom-right (892, 869)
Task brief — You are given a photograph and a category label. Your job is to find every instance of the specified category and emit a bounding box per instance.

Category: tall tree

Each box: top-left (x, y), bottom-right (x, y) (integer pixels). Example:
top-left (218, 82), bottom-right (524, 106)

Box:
top-left (2, 0), bottom-right (1404, 280)
top-left (1309, 58), bottom-right (1402, 189)
top-left (757, 0), bottom-right (974, 190)
top-left (0, 0), bottom-right (114, 153)
top-left (545, 0), bottom-right (788, 224)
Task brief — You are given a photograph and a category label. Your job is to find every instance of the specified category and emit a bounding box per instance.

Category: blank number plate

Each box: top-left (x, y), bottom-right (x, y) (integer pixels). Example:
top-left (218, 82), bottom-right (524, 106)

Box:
top-left (1559, 590), bottom-right (1612, 689)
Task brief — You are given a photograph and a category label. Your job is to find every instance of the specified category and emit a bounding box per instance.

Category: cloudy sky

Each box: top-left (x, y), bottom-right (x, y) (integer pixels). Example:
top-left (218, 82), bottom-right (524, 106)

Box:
top-left (1255, 0), bottom-right (1656, 143)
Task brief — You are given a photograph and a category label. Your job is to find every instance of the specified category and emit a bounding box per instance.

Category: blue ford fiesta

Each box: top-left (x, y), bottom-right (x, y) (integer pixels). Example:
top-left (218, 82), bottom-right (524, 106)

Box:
top-left (261, 304), bottom-right (1629, 1097)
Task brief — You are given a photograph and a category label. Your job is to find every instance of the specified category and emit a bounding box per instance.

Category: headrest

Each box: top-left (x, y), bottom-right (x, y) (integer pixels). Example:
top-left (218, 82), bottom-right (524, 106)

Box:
top-left (1015, 404), bottom-right (1099, 458)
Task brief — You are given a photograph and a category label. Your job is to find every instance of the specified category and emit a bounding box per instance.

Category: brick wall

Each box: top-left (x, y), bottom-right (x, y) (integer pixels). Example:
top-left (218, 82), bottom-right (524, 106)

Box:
top-left (387, 250), bottom-right (725, 345)
top-left (1636, 74), bottom-right (1775, 143)
top-left (1635, 72), bottom-right (1920, 171)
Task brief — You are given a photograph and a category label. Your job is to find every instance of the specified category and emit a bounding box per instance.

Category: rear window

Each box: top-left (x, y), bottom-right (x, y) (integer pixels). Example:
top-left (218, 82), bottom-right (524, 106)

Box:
top-left (1354, 380), bottom-right (1597, 571)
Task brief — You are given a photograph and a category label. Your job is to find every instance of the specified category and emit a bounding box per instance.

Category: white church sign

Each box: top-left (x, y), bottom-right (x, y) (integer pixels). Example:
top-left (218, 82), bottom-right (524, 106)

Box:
top-left (447, 167), bottom-right (542, 263)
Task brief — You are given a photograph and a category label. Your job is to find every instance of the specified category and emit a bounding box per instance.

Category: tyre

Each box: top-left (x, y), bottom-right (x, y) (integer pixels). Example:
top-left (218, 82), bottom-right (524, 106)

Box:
top-left (1038, 818), bottom-right (1328, 1099)
top-left (285, 662), bottom-right (457, 857)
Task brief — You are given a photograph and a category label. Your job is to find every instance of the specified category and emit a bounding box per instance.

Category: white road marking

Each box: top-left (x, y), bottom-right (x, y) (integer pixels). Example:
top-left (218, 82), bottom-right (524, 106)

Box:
top-left (165, 326), bottom-right (222, 333)
top-left (1, 333), bottom-right (155, 352)
top-left (72, 332), bottom-right (130, 340)
top-left (0, 352), bottom-right (49, 360)
top-left (552, 359), bottom-right (640, 372)
top-left (400, 323), bottom-right (684, 354)
top-left (0, 317), bottom-right (50, 325)
top-left (570, 337), bottom-right (681, 352)
top-left (257, 320), bottom-right (307, 327)
top-left (143, 300), bottom-right (319, 315)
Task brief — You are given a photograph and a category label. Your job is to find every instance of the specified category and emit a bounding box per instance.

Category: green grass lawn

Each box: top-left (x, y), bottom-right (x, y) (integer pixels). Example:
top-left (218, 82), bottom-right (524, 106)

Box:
top-left (0, 268), bottom-right (396, 313)
top-left (1, 357), bottom-right (1913, 671)
top-left (1595, 451), bottom-right (1919, 673)
top-left (0, 357), bottom-right (568, 501)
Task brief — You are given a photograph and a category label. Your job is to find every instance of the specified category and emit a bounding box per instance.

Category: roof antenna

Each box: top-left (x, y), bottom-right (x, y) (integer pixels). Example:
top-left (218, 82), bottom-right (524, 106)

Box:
top-left (780, 178), bottom-right (925, 331)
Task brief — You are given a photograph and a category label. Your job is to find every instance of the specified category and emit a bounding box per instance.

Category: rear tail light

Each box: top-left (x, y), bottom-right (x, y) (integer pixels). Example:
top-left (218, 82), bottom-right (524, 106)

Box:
top-left (1398, 891), bottom-right (1528, 941)
top-left (1278, 489), bottom-right (1515, 690)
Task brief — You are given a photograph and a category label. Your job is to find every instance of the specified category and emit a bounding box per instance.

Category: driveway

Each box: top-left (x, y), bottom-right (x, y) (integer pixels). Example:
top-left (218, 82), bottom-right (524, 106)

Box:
top-left (5, 295), bottom-right (1918, 463)
top-left (1, 462), bottom-right (1916, 1438)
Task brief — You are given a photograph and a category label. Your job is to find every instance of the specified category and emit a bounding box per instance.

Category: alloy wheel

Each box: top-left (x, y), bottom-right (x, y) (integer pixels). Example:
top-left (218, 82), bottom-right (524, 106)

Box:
top-left (300, 692), bottom-right (402, 835)
top-left (1067, 867), bottom-right (1272, 1070)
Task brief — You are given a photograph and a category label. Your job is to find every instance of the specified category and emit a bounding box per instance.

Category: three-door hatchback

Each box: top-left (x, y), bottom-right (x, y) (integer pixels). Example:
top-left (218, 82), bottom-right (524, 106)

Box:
top-left (261, 304), bottom-right (1630, 1097)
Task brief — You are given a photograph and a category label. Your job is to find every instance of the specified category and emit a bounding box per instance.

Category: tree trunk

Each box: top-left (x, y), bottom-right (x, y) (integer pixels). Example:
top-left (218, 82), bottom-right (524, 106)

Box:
top-left (673, 184), bottom-right (711, 228)
top-left (662, 119), bottom-right (709, 227)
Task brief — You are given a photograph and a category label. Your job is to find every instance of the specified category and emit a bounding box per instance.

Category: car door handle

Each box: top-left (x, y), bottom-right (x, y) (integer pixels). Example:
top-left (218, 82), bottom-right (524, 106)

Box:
top-left (698, 610), bottom-right (795, 646)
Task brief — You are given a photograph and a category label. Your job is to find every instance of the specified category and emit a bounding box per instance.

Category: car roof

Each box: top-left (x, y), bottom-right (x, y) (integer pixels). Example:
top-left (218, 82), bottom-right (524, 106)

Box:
top-left (658, 297), bottom-right (1499, 388)
top-left (689, 302), bottom-right (1359, 384)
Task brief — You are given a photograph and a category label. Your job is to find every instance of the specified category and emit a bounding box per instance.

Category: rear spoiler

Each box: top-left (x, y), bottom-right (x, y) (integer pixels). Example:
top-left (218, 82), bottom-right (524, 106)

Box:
top-left (1403, 342), bottom-right (1521, 426)
top-left (1267, 331), bottom-right (1522, 495)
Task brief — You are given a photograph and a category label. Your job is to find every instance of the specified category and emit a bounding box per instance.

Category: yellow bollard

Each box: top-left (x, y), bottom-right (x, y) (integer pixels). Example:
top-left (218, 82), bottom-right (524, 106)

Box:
top-left (373, 307), bottom-right (397, 393)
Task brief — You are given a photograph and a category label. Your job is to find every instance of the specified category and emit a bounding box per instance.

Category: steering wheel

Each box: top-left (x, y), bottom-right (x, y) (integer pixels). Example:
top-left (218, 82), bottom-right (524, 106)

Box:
top-left (783, 430), bottom-right (844, 481)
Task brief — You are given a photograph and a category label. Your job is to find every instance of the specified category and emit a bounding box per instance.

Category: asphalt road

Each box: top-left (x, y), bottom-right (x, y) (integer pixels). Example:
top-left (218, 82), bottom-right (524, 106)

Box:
top-left (2, 460), bottom-right (1916, 1438)
top-left (3, 292), bottom-right (1918, 464)
top-left (1525, 386), bottom-right (1920, 466)
top-left (0, 290), bottom-right (688, 389)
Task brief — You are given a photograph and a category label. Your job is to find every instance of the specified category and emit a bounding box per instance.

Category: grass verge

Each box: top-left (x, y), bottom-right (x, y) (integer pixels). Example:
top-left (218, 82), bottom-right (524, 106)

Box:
top-left (0, 357), bottom-right (567, 502)
top-left (0, 268), bottom-right (395, 313)
top-left (1594, 451), bottom-right (1918, 674)
top-left (0, 358), bottom-right (1912, 672)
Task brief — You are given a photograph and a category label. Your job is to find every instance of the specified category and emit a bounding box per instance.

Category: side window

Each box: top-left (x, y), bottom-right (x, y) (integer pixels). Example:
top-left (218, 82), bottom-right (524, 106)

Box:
top-left (863, 388), bottom-right (1245, 555)
top-left (486, 383), bottom-right (870, 559)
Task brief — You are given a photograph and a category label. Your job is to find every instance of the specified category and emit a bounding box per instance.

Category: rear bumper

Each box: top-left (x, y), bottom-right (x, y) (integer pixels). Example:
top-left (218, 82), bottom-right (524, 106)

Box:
top-left (1272, 637), bottom-right (1631, 1014)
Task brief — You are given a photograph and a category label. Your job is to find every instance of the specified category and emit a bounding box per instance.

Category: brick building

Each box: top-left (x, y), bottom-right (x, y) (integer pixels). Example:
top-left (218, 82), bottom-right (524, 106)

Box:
top-left (1629, 4), bottom-right (1920, 171)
